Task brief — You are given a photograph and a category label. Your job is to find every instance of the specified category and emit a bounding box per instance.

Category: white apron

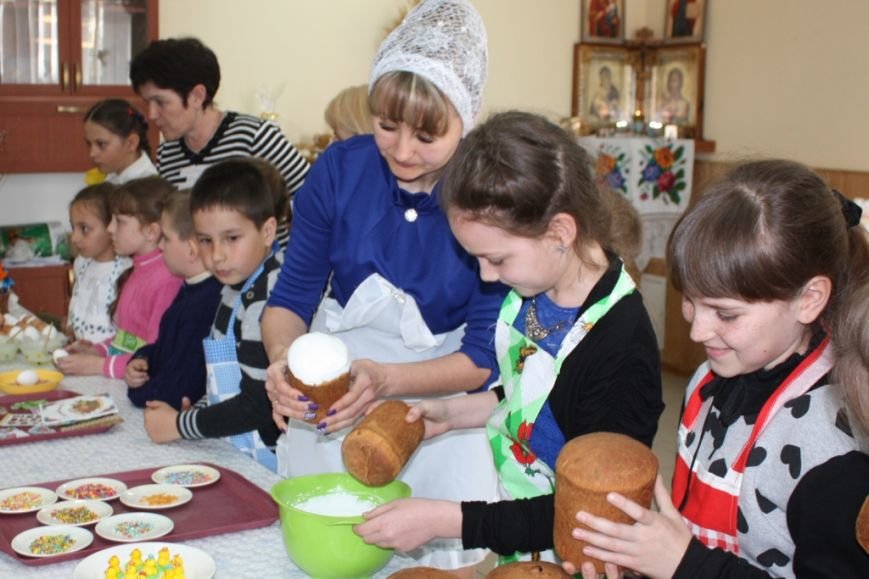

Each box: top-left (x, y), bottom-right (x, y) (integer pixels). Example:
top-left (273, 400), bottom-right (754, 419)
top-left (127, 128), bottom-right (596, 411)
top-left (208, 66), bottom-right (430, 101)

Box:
top-left (276, 273), bottom-right (498, 569)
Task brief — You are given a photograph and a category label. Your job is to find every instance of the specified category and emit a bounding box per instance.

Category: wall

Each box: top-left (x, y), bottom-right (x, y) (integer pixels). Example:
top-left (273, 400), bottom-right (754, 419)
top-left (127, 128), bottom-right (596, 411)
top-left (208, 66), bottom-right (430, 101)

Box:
top-left (2, 0), bottom-right (868, 227)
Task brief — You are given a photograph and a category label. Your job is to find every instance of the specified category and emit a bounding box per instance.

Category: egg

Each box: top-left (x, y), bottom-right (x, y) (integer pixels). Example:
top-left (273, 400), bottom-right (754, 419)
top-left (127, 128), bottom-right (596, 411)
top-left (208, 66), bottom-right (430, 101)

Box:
top-left (16, 370), bottom-right (39, 385)
top-left (21, 326), bottom-right (41, 341)
top-left (52, 349), bottom-right (70, 364)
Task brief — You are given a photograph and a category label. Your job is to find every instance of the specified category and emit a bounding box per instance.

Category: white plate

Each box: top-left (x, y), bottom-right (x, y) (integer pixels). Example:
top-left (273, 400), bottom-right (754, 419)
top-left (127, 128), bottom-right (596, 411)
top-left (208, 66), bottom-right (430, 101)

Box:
top-left (56, 478), bottom-right (127, 501)
top-left (11, 525), bottom-right (93, 558)
top-left (95, 512), bottom-right (174, 542)
top-left (0, 486), bottom-right (57, 514)
top-left (73, 542), bottom-right (215, 579)
top-left (151, 464), bottom-right (220, 488)
top-left (119, 484), bottom-right (192, 510)
top-left (37, 500), bottom-right (113, 526)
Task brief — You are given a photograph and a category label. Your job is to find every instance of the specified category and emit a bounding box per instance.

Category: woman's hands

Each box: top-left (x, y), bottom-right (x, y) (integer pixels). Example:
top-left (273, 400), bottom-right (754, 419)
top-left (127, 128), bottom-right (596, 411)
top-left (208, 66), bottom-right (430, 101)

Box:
top-left (561, 476), bottom-right (692, 579)
top-left (264, 358), bottom-right (389, 434)
top-left (321, 359), bottom-right (388, 431)
top-left (265, 358), bottom-right (308, 430)
top-left (354, 498), bottom-right (462, 552)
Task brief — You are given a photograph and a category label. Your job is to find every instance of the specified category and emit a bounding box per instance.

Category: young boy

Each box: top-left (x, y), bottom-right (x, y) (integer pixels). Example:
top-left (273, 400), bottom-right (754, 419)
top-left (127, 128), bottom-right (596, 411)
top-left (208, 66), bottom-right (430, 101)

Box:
top-left (126, 189), bottom-right (222, 409)
top-left (143, 159), bottom-right (283, 471)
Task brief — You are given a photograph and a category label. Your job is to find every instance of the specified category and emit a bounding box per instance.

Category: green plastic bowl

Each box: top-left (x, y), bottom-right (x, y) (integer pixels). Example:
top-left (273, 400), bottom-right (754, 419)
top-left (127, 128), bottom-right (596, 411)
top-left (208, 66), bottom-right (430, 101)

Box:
top-left (271, 472), bottom-right (411, 578)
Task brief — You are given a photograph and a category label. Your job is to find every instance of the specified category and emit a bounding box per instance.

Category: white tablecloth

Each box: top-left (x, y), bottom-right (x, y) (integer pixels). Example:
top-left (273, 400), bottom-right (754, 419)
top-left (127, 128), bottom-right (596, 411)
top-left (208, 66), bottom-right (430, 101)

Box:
top-left (0, 362), bottom-right (415, 578)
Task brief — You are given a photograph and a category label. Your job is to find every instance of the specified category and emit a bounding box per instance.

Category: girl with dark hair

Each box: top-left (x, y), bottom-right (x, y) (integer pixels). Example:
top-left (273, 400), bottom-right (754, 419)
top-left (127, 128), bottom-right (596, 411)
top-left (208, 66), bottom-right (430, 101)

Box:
top-left (57, 177), bottom-right (182, 379)
top-left (355, 110), bottom-right (663, 565)
top-left (566, 160), bottom-right (869, 579)
top-left (66, 183), bottom-right (131, 342)
top-left (84, 98), bottom-right (156, 184)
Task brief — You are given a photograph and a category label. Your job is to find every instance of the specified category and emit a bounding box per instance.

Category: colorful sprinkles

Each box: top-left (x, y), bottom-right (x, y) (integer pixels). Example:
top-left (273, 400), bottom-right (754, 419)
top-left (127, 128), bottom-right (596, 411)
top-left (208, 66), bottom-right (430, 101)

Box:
top-left (114, 521), bottom-right (155, 540)
top-left (65, 483), bottom-right (117, 500)
top-left (1, 491), bottom-right (44, 511)
top-left (50, 505), bottom-right (98, 524)
top-left (28, 533), bottom-right (74, 555)
top-left (162, 470), bottom-right (212, 486)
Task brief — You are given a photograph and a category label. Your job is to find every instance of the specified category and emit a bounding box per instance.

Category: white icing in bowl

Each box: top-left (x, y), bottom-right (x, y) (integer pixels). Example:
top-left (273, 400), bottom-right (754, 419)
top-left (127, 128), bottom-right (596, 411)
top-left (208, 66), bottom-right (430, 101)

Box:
top-left (293, 491), bottom-right (377, 517)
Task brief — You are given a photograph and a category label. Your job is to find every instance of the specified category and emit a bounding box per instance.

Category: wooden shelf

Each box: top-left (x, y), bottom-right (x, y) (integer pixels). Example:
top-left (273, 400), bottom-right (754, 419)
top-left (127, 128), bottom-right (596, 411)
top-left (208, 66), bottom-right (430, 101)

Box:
top-left (695, 139), bottom-right (716, 154)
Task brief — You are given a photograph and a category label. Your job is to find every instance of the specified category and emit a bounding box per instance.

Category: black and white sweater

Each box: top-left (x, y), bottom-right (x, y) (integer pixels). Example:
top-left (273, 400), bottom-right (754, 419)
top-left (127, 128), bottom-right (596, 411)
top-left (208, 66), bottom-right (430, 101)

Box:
top-left (176, 252), bottom-right (282, 448)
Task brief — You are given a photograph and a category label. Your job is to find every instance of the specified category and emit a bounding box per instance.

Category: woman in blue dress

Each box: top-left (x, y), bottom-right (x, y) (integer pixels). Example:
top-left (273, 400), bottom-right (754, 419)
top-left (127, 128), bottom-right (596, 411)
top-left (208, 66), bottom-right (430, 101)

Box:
top-left (262, 1), bottom-right (505, 575)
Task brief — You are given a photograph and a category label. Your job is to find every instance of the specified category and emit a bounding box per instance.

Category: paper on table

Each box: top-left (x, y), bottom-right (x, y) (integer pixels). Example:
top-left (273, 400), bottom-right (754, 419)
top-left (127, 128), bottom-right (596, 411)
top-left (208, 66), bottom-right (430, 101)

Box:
top-left (39, 394), bottom-right (118, 427)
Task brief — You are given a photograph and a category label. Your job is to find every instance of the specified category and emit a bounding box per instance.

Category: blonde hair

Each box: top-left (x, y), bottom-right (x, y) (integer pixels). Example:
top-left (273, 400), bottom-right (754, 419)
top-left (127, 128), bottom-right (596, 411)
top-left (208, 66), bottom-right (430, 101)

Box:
top-left (324, 85), bottom-right (373, 139)
top-left (369, 71), bottom-right (452, 137)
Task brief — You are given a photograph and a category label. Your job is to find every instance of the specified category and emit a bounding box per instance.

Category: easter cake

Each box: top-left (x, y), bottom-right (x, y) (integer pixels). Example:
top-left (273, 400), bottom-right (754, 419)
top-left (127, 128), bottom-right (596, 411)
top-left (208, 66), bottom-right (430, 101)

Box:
top-left (286, 332), bottom-right (351, 423)
top-left (342, 400), bottom-right (424, 486)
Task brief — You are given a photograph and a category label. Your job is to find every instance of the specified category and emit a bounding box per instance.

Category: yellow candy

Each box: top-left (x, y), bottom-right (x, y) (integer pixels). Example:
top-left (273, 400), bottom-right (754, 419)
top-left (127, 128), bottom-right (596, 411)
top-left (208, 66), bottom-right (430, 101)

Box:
top-left (84, 167), bottom-right (107, 185)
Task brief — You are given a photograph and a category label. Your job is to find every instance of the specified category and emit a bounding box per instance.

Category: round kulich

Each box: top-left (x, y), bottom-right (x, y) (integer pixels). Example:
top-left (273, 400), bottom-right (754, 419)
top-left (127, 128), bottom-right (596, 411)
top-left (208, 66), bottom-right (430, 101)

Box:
top-left (857, 494), bottom-right (869, 553)
top-left (553, 432), bottom-right (658, 573)
top-left (286, 367), bottom-right (350, 423)
top-left (486, 561), bottom-right (570, 578)
top-left (342, 400), bottom-right (424, 486)
top-left (388, 567), bottom-right (457, 578)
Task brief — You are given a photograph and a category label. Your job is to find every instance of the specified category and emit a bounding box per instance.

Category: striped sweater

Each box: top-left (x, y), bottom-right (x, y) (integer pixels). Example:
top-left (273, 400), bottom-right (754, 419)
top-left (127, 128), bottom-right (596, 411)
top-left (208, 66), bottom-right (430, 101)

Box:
top-left (156, 112), bottom-right (310, 246)
top-left (176, 251), bottom-right (281, 447)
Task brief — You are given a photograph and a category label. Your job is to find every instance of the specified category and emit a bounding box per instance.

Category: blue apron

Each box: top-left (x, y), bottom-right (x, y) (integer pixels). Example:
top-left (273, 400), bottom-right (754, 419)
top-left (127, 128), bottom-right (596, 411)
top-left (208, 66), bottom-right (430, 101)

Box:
top-left (203, 260), bottom-right (277, 471)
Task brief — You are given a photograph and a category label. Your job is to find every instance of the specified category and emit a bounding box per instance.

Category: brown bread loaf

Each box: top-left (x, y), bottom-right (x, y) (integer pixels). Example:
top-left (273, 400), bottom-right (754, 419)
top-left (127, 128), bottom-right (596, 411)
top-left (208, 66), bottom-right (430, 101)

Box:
top-left (342, 400), bottom-right (424, 486)
top-left (486, 561), bottom-right (571, 578)
top-left (286, 367), bottom-right (350, 423)
top-left (553, 432), bottom-right (658, 573)
top-left (857, 494), bottom-right (869, 553)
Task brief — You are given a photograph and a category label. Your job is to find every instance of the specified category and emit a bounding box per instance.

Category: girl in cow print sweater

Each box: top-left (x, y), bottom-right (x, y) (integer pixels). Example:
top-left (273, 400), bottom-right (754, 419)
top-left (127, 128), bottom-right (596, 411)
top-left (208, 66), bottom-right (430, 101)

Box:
top-left (561, 160), bottom-right (869, 579)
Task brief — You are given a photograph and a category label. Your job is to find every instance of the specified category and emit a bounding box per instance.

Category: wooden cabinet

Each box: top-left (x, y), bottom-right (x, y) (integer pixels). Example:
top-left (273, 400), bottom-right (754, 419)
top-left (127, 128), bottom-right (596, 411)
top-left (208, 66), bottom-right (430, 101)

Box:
top-left (0, 0), bottom-right (159, 173)
top-left (7, 264), bottom-right (72, 322)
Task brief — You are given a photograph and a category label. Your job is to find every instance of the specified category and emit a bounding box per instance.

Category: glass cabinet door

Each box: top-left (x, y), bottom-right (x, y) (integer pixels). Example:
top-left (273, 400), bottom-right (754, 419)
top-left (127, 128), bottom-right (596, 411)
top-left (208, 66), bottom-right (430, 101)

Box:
top-left (0, 0), bottom-right (60, 86)
top-left (79, 0), bottom-right (150, 87)
top-left (0, 0), bottom-right (154, 93)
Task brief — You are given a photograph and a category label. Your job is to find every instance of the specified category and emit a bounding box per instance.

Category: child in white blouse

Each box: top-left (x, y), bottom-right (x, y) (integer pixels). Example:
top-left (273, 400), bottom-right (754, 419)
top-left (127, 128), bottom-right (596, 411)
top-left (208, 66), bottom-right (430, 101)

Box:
top-left (66, 183), bottom-right (131, 342)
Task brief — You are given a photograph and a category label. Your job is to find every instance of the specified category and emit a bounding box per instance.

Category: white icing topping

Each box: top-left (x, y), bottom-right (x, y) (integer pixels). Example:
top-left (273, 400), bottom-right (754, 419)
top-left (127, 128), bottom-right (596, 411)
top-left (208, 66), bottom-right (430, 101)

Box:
top-left (287, 332), bottom-right (350, 386)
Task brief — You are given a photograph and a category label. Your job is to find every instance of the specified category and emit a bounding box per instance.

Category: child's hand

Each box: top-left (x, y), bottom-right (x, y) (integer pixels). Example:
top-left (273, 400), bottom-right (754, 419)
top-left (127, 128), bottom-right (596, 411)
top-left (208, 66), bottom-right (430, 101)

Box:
top-left (55, 353), bottom-right (104, 375)
top-left (125, 358), bottom-right (149, 388)
top-left (354, 498), bottom-right (461, 552)
top-left (143, 400), bottom-right (181, 443)
top-left (563, 476), bottom-right (692, 579)
top-left (406, 399), bottom-right (453, 440)
top-left (66, 340), bottom-right (100, 355)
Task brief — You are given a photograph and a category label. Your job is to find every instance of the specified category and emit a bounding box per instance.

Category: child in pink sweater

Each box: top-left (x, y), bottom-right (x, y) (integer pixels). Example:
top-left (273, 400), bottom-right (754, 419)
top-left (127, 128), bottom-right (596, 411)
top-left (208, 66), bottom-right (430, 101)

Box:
top-left (57, 177), bottom-right (182, 378)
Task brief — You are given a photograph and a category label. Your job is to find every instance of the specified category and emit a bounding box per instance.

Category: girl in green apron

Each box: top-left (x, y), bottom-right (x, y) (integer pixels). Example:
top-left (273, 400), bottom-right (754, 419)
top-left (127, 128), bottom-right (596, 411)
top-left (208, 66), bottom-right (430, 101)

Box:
top-left (355, 111), bottom-right (664, 564)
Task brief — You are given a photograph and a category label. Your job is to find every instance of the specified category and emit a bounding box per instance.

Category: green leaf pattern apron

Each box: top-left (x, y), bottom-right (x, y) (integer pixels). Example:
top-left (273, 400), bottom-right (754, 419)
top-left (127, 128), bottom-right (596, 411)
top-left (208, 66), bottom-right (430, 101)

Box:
top-left (486, 266), bottom-right (635, 561)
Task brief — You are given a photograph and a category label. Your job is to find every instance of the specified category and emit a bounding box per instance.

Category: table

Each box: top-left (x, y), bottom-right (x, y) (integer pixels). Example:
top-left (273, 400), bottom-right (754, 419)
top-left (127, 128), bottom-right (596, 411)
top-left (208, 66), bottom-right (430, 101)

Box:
top-left (0, 362), bottom-right (415, 578)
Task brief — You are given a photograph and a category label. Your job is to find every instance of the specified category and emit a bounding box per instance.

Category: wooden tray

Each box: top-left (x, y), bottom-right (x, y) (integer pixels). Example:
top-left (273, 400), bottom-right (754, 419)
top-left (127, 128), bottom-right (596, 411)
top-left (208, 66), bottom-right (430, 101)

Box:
top-left (0, 390), bottom-right (121, 447)
top-left (0, 463), bottom-right (278, 566)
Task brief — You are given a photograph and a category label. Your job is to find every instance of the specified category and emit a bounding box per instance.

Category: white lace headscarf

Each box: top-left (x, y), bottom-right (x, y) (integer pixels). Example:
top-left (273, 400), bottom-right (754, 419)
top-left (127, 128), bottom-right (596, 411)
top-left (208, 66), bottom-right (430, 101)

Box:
top-left (369, 0), bottom-right (488, 136)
